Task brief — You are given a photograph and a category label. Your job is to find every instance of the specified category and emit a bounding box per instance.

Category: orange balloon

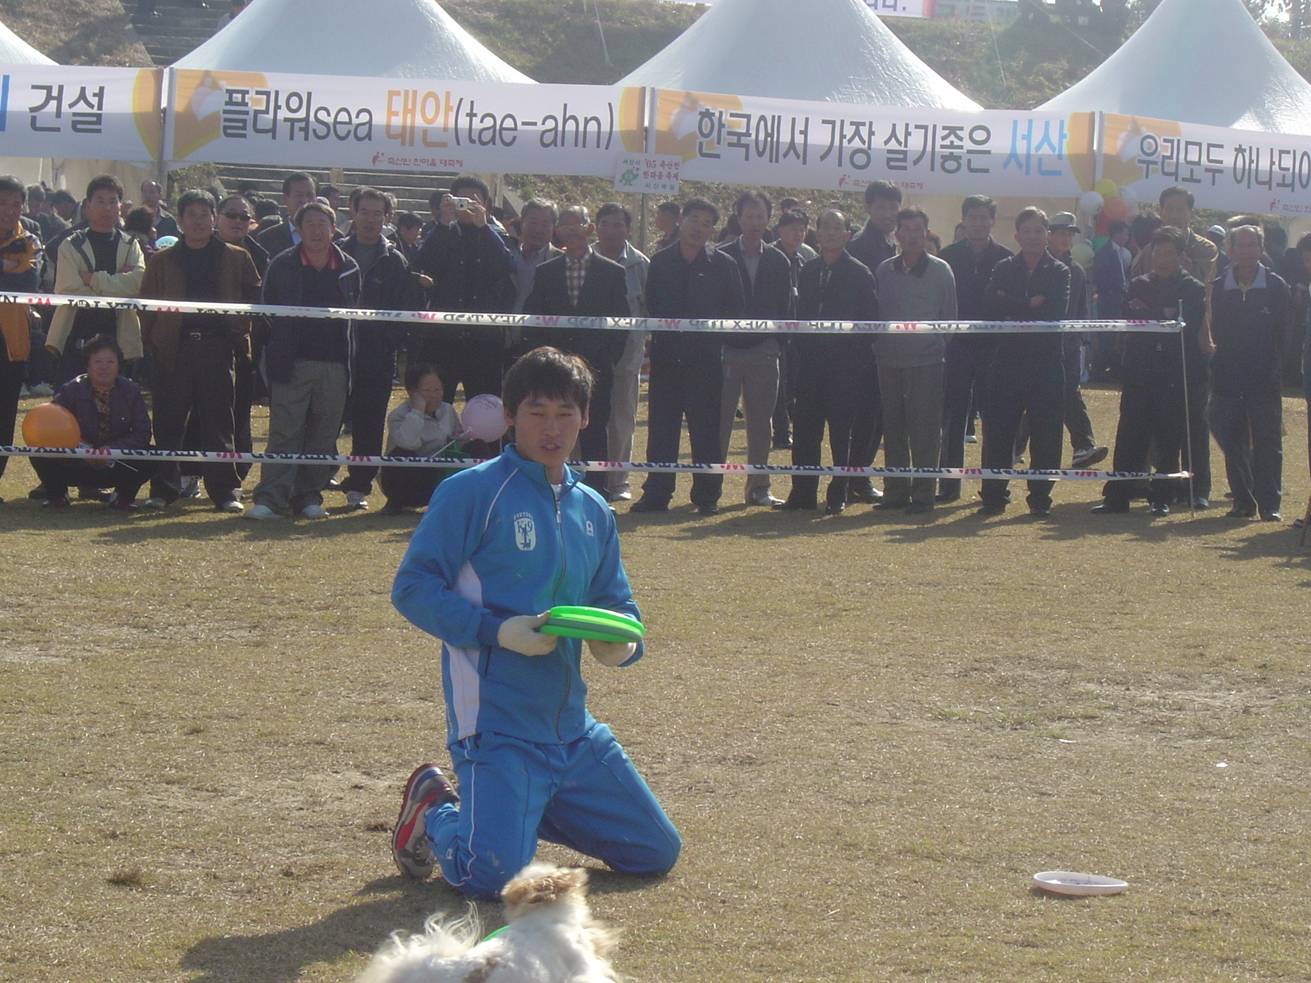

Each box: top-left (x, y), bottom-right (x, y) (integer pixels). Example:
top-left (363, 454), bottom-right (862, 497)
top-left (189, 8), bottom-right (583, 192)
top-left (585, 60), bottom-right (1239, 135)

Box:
top-left (1103, 197), bottom-right (1130, 223)
top-left (21, 402), bottom-right (81, 448)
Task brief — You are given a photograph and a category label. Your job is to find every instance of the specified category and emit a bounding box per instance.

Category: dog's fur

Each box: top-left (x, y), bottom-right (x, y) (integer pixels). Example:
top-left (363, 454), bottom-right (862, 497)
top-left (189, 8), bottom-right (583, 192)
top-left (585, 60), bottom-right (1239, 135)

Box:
top-left (358, 863), bottom-right (618, 983)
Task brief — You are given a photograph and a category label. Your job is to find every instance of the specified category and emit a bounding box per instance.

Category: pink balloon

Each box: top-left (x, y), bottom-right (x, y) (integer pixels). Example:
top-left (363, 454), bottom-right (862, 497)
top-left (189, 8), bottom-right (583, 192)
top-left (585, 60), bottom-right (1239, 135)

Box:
top-left (460, 393), bottom-right (509, 442)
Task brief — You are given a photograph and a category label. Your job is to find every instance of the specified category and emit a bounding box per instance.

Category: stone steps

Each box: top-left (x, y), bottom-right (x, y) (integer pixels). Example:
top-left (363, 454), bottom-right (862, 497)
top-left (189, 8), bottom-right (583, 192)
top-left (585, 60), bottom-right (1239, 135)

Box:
top-left (124, 0), bottom-right (226, 66)
top-left (213, 162), bottom-right (459, 219)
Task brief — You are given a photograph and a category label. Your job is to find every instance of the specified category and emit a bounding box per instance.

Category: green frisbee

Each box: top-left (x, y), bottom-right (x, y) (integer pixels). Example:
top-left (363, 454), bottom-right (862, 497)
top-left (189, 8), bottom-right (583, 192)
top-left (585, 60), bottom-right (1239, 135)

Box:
top-left (541, 605), bottom-right (645, 644)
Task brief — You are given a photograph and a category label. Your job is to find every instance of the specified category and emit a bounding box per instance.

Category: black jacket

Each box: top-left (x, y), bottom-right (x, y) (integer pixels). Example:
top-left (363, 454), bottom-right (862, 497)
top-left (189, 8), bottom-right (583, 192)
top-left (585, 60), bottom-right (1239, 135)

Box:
top-left (36, 212), bottom-right (69, 245)
top-left (1210, 265), bottom-right (1290, 396)
top-left (796, 250), bottom-right (879, 361)
top-left (417, 221), bottom-right (514, 314)
top-left (416, 221), bottom-right (515, 352)
top-left (1123, 271), bottom-right (1206, 384)
top-left (717, 238), bottom-right (794, 348)
top-left (393, 234), bottom-right (423, 270)
top-left (43, 221), bottom-right (85, 281)
top-left (523, 251), bottom-right (630, 371)
top-left (238, 234), bottom-right (270, 277)
top-left (983, 251), bottom-right (1071, 365)
top-left (1054, 250), bottom-right (1089, 319)
top-left (261, 243), bottom-right (361, 386)
top-left (342, 233), bottom-right (422, 367)
top-left (939, 238), bottom-right (1014, 322)
top-left (847, 220), bottom-right (896, 282)
top-left (238, 234), bottom-right (272, 358)
top-left (255, 221), bottom-right (295, 262)
top-left (646, 243), bottom-right (745, 365)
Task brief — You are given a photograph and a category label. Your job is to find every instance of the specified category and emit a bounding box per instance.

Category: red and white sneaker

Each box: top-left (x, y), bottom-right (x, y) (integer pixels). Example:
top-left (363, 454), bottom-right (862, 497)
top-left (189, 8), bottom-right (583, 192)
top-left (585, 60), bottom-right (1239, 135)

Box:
top-left (391, 763), bottom-right (458, 880)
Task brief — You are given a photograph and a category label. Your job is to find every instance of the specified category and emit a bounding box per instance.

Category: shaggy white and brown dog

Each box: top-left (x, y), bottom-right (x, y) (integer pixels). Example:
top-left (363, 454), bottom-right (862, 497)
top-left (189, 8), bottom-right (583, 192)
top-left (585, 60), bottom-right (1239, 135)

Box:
top-left (358, 863), bottom-right (618, 983)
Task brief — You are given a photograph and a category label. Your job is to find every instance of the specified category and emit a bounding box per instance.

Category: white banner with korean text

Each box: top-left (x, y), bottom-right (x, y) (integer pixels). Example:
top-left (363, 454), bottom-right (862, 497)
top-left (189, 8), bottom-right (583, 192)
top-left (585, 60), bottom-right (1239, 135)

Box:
top-left (164, 69), bottom-right (646, 175)
top-left (0, 65), bottom-right (162, 162)
top-left (1098, 113), bottom-right (1311, 219)
top-left (647, 88), bottom-right (1096, 197)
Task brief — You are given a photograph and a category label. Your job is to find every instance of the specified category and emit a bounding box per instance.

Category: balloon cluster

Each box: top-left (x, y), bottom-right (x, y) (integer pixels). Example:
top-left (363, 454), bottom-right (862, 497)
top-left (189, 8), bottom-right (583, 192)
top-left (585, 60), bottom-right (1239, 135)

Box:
top-left (1078, 179), bottom-right (1140, 255)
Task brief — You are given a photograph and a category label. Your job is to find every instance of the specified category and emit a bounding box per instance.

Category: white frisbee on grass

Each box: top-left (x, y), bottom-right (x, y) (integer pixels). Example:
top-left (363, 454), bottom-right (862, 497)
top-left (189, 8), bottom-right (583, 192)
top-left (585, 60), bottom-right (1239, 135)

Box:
top-left (1033, 871), bottom-right (1129, 897)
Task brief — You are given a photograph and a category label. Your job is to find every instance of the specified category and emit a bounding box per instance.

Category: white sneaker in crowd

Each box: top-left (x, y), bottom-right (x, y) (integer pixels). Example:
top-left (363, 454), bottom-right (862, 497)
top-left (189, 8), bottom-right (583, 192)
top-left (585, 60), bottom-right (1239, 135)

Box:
top-left (345, 490), bottom-right (368, 511)
top-left (141, 497), bottom-right (168, 510)
top-left (216, 499), bottom-right (244, 514)
top-left (244, 503), bottom-right (279, 520)
top-left (299, 503), bottom-right (328, 520)
top-left (180, 476), bottom-right (201, 499)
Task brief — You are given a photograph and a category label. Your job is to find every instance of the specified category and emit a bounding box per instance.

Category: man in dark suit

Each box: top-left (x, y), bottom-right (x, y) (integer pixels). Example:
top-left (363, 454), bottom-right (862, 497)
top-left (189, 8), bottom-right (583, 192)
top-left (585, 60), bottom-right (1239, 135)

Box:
top-left (255, 171), bottom-right (316, 260)
top-left (844, 180), bottom-right (900, 504)
top-left (777, 209), bottom-right (879, 515)
top-left (630, 198), bottom-right (745, 516)
top-left (413, 175), bottom-right (514, 399)
top-left (938, 194), bottom-right (1012, 503)
top-left (718, 190), bottom-right (793, 507)
top-left (524, 205), bottom-right (630, 496)
top-left (1093, 226), bottom-right (1206, 516)
top-left (978, 207), bottom-right (1071, 518)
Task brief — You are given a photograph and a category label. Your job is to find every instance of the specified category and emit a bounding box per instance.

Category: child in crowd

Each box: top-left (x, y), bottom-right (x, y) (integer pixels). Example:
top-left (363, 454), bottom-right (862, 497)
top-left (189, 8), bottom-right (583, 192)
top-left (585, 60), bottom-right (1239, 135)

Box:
top-left (380, 361), bottom-right (460, 513)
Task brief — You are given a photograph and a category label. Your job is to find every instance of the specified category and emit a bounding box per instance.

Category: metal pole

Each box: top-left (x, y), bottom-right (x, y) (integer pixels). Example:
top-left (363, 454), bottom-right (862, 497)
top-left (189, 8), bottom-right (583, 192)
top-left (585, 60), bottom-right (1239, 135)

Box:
top-left (1177, 300), bottom-right (1196, 514)
top-left (638, 86), bottom-right (653, 253)
top-left (590, 0), bottom-right (612, 67)
top-left (157, 69), bottom-right (171, 195)
top-left (638, 193), bottom-right (649, 254)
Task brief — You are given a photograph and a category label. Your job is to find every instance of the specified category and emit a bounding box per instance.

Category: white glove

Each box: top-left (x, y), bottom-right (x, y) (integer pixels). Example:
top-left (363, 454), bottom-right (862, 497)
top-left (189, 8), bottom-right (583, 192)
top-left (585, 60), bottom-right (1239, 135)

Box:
top-left (497, 612), bottom-right (556, 657)
top-left (588, 640), bottom-right (637, 667)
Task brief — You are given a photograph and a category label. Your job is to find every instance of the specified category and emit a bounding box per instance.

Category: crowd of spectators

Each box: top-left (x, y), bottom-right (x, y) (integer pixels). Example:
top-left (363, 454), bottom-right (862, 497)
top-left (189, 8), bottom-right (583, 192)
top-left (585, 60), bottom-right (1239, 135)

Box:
top-left (3, 170), bottom-right (1307, 525)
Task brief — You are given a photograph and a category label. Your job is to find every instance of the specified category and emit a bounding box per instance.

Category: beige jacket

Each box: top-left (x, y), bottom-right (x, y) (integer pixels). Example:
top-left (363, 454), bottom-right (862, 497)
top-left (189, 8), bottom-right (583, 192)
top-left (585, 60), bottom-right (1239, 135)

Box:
top-left (47, 229), bottom-right (146, 360)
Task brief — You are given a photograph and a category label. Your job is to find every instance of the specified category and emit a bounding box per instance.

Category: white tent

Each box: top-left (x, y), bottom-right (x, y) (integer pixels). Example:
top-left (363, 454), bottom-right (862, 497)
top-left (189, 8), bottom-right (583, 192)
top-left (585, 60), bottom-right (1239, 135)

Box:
top-left (0, 19), bottom-right (54, 65)
top-left (173, 0), bottom-right (533, 82)
top-left (618, 0), bottom-right (979, 109)
top-left (0, 22), bottom-right (74, 189)
top-left (1039, 0), bottom-right (1311, 133)
top-left (620, 0), bottom-right (991, 242)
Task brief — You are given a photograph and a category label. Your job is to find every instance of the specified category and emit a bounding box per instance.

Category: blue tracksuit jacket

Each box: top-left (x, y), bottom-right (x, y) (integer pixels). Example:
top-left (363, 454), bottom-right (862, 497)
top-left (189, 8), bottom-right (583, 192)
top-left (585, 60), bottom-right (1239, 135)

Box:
top-left (392, 444), bottom-right (643, 747)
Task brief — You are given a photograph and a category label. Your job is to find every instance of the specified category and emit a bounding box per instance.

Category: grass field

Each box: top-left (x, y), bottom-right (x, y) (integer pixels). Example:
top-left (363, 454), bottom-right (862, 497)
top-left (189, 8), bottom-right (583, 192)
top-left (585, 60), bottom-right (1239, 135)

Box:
top-left (3, 384), bottom-right (1310, 982)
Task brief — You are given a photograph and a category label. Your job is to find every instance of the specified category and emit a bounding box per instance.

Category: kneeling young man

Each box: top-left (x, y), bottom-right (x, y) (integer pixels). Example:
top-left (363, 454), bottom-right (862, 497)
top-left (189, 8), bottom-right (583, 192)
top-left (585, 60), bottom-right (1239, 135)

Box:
top-left (390, 346), bottom-right (681, 899)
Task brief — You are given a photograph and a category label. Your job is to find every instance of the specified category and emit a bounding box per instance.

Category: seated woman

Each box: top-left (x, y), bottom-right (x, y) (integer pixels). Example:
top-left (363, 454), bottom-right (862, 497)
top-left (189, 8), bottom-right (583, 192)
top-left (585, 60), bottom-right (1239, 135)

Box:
top-left (380, 361), bottom-right (459, 513)
top-left (32, 334), bottom-right (157, 509)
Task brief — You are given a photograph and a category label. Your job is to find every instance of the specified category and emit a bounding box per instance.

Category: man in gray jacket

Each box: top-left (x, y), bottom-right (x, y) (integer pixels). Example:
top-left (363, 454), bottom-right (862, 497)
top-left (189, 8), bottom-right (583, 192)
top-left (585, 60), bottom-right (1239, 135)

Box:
top-left (594, 202), bottom-right (649, 502)
top-left (874, 208), bottom-right (957, 512)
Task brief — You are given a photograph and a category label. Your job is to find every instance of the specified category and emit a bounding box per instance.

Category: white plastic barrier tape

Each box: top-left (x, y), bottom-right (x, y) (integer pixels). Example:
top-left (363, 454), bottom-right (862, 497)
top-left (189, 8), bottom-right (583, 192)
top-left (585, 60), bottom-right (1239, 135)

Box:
top-left (0, 446), bottom-right (1190, 482)
top-left (2, 292), bottom-right (1183, 336)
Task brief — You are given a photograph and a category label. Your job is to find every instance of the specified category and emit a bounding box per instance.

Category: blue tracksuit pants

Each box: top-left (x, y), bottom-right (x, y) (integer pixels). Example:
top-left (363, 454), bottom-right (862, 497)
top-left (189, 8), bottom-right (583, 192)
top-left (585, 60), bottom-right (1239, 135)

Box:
top-left (425, 722), bottom-right (681, 899)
